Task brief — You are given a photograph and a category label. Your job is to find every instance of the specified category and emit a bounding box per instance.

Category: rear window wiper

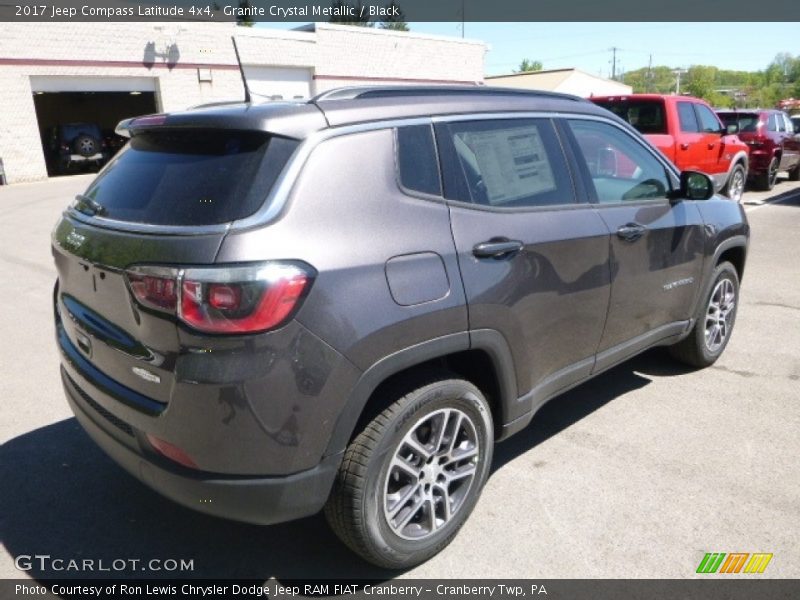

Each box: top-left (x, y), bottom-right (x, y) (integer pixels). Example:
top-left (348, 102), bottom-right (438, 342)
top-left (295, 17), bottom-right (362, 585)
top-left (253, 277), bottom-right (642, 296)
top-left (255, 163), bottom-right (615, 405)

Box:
top-left (73, 194), bottom-right (106, 217)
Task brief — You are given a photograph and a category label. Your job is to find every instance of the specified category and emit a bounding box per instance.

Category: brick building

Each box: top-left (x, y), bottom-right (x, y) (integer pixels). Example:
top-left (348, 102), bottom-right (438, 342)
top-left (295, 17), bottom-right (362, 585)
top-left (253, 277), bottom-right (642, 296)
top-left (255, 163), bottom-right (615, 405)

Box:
top-left (0, 22), bottom-right (487, 183)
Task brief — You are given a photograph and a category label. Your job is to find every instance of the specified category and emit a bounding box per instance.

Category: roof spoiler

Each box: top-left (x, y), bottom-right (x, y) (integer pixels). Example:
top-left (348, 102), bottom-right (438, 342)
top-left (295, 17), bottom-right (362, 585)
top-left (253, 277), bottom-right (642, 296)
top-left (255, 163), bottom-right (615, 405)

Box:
top-left (114, 117), bottom-right (134, 138)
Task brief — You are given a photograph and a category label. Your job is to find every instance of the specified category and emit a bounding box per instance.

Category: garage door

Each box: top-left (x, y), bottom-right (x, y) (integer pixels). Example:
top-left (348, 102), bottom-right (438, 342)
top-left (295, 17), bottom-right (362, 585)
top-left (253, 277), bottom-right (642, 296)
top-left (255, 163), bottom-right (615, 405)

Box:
top-left (30, 76), bottom-right (157, 94)
top-left (242, 66), bottom-right (312, 101)
top-left (31, 76), bottom-right (158, 177)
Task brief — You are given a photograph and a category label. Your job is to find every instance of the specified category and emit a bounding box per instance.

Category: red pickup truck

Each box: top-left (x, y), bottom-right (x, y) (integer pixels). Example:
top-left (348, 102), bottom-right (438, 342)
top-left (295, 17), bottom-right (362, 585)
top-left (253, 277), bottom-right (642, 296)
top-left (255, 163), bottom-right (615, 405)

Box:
top-left (591, 94), bottom-right (749, 202)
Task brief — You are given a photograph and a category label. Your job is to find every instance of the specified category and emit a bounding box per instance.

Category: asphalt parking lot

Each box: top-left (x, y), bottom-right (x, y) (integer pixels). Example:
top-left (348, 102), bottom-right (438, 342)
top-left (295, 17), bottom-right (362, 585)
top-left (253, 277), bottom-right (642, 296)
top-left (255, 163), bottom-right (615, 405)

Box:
top-left (1, 175), bottom-right (798, 582)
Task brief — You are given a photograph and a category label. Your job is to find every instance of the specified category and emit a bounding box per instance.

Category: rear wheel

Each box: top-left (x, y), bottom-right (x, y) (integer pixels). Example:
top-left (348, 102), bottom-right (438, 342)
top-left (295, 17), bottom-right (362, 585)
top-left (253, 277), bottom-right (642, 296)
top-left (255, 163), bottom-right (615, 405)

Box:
top-left (669, 261), bottom-right (739, 368)
top-left (788, 161), bottom-right (800, 182)
top-left (722, 164), bottom-right (746, 203)
top-left (325, 372), bottom-right (494, 569)
top-left (756, 157), bottom-right (779, 191)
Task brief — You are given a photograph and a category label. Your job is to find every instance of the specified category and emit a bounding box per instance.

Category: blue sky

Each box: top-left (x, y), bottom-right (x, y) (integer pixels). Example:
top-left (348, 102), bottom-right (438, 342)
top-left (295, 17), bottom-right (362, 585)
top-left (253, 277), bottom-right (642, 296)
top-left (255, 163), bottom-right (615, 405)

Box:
top-left (262, 22), bottom-right (799, 77)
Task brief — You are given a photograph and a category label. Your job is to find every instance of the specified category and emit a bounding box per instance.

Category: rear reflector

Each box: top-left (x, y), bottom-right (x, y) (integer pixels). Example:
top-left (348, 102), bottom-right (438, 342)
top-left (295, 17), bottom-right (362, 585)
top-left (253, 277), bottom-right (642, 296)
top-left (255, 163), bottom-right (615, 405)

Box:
top-left (146, 434), bottom-right (197, 469)
top-left (125, 262), bottom-right (313, 335)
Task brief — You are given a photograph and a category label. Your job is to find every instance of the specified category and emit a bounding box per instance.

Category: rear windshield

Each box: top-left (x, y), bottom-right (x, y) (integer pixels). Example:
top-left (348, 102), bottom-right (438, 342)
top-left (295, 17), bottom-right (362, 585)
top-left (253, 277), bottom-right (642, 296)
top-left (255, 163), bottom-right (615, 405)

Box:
top-left (593, 99), bottom-right (667, 135)
top-left (718, 112), bottom-right (759, 133)
top-left (62, 124), bottom-right (102, 139)
top-left (80, 130), bottom-right (298, 226)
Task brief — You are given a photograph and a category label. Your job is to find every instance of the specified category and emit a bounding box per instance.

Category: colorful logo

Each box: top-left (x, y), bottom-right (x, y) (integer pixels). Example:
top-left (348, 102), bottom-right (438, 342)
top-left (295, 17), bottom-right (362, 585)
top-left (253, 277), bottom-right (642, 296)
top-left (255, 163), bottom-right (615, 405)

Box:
top-left (696, 552), bottom-right (773, 574)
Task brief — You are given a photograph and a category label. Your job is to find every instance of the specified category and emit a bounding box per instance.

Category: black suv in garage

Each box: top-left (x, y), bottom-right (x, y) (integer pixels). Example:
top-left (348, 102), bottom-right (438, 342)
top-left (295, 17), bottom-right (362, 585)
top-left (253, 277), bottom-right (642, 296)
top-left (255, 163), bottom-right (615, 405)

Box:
top-left (44, 122), bottom-right (107, 175)
top-left (53, 87), bottom-right (749, 569)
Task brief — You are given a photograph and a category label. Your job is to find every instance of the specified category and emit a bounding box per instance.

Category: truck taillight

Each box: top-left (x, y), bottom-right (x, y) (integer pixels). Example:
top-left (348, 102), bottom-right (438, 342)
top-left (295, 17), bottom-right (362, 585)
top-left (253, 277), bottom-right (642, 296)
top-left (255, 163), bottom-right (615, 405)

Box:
top-left (125, 262), bottom-right (313, 334)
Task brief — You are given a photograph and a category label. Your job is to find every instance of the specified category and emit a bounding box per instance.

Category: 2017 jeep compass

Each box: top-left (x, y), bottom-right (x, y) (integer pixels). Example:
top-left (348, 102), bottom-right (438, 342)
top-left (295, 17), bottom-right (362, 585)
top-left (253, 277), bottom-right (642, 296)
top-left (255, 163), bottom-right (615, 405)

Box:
top-left (53, 86), bottom-right (749, 568)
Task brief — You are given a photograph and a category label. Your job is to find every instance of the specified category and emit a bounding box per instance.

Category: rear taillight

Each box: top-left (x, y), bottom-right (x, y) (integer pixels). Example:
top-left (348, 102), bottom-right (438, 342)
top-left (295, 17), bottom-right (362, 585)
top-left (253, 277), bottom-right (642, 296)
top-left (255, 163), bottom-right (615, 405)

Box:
top-left (127, 266), bottom-right (179, 311)
top-left (125, 262), bottom-right (313, 335)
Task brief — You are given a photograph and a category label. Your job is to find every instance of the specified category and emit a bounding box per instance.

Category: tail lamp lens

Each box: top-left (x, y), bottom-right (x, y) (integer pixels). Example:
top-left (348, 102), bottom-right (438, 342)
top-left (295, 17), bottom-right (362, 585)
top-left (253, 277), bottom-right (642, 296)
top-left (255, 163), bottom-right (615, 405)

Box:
top-left (125, 262), bottom-right (312, 335)
top-left (127, 267), bottom-right (179, 311)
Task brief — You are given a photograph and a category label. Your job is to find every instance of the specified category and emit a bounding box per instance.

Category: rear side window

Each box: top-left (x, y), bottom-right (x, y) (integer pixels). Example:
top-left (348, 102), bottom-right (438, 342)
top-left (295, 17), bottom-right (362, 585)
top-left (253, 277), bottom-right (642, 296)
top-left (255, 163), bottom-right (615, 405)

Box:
top-left (396, 125), bottom-right (441, 196)
top-left (593, 99), bottom-right (667, 135)
top-left (81, 130), bottom-right (298, 226)
top-left (695, 105), bottom-right (722, 133)
top-left (767, 114), bottom-right (778, 132)
top-left (438, 119), bottom-right (575, 208)
top-left (677, 102), bottom-right (700, 133)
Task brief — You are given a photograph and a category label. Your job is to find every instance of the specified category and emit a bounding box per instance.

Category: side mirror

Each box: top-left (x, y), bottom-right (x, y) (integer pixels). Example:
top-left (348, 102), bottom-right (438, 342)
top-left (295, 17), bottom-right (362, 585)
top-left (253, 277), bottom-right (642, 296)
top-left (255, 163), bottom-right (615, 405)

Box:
top-left (726, 123), bottom-right (739, 135)
top-left (676, 171), bottom-right (715, 201)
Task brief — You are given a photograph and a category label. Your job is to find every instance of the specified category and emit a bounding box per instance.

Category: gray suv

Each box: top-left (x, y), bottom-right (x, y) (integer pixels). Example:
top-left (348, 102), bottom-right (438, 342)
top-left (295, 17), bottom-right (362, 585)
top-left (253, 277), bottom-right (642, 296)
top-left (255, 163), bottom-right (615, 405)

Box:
top-left (53, 87), bottom-right (749, 568)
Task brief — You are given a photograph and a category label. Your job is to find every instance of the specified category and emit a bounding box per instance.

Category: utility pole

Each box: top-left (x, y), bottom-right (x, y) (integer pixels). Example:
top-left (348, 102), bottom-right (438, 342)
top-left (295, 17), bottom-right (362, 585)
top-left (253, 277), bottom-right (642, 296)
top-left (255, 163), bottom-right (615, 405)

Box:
top-left (646, 54), bottom-right (653, 92)
top-left (673, 68), bottom-right (687, 95)
top-left (609, 47), bottom-right (620, 80)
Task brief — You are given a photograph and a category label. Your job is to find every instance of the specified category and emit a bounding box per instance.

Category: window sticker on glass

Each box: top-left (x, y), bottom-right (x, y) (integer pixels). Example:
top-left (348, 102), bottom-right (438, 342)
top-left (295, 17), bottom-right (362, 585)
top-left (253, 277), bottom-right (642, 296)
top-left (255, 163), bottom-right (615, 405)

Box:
top-left (454, 126), bottom-right (556, 205)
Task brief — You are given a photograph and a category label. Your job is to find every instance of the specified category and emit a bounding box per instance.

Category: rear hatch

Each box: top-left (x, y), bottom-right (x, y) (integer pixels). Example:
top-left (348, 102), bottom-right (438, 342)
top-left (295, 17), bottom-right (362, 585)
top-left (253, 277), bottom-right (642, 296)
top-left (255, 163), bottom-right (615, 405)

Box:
top-left (54, 126), bottom-right (299, 406)
top-left (717, 112), bottom-right (761, 143)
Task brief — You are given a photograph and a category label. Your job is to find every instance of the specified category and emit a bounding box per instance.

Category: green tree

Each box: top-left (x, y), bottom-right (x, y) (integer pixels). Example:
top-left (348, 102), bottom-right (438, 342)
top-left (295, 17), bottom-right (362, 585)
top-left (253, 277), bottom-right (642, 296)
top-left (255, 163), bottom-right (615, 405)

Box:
top-left (516, 59), bottom-right (543, 73)
top-left (380, 1), bottom-right (409, 30)
top-left (685, 65), bottom-right (717, 99)
top-left (235, 0), bottom-right (255, 27)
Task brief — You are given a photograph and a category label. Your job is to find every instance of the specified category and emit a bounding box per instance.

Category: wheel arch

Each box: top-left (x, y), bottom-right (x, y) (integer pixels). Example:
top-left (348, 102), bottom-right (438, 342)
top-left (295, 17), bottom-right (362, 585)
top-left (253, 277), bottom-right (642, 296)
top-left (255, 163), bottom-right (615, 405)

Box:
top-left (323, 331), bottom-right (519, 457)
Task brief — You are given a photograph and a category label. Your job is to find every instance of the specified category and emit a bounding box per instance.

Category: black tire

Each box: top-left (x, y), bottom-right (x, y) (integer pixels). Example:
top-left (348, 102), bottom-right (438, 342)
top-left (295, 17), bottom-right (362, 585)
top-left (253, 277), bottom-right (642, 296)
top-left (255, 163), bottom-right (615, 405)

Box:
top-left (669, 261), bottom-right (739, 368)
top-left (722, 163), bottom-right (746, 203)
top-left (755, 156), bottom-right (779, 191)
top-left (325, 370), bottom-right (494, 569)
top-left (788, 161), bottom-right (800, 182)
top-left (73, 134), bottom-right (99, 157)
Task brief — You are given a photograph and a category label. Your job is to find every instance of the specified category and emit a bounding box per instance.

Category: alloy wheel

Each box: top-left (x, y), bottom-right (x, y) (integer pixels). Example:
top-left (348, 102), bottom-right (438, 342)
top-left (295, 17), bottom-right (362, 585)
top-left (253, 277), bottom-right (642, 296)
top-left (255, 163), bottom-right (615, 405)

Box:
top-left (768, 159), bottom-right (779, 189)
top-left (705, 278), bottom-right (736, 352)
top-left (383, 408), bottom-right (479, 540)
top-left (729, 169), bottom-right (745, 202)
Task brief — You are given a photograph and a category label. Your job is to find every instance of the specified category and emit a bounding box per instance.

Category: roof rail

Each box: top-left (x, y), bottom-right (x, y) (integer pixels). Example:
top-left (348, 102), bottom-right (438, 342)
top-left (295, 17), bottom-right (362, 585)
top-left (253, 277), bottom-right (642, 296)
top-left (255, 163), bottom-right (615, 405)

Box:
top-left (310, 85), bottom-right (584, 103)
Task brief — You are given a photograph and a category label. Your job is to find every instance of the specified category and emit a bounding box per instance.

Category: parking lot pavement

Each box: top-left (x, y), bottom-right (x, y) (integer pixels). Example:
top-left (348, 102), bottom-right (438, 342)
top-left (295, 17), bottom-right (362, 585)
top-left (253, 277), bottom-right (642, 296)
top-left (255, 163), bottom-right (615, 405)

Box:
top-left (1, 176), bottom-right (798, 581)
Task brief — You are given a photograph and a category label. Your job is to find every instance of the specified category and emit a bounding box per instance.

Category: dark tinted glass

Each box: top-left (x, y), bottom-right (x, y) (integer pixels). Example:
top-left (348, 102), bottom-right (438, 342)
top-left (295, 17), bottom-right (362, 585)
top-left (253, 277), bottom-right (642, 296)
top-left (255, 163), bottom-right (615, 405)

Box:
top-left (62, 124), bottom-right (102, 139)
top-left (696, 105), bottom-right (722, 133)
top-left (677, 102), bottom-right (700, 133)
top-left (718, 112), bottom-right (759, 133)
top-left (81, 131), bottom-right (298, 226)
top-left (440, 119), bottom-right (575, 208)
top-left (593, 99), bottom-right (667, 134)
top-left (397, 125), bottom-right (441, 196)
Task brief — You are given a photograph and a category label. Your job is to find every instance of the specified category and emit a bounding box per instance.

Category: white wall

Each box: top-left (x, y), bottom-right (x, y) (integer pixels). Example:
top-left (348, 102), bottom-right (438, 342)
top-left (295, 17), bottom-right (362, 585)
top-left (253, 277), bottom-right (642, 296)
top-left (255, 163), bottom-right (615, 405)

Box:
top-left (0, 22), bottom-right (487, 183)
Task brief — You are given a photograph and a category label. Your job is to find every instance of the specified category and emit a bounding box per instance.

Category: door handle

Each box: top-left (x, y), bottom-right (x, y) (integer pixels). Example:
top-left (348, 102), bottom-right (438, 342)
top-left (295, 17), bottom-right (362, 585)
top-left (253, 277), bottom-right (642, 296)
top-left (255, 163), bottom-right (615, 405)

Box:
top-left (708, 142), bottom-right (716, 149)
top-left (617, 223), bottom-right (647, 242)
top-left (680, 143), bottom-right (689, 150)
top-left (472, 238), bottom-right (524, 259)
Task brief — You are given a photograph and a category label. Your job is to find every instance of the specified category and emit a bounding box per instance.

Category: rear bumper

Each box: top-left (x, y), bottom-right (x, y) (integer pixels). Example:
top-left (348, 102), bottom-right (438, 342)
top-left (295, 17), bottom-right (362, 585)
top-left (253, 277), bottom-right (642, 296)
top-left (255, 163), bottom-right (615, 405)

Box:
top-left (746, 149), bottom-right (772, 174)
top-left (61, 367), bottom-right (341, 525)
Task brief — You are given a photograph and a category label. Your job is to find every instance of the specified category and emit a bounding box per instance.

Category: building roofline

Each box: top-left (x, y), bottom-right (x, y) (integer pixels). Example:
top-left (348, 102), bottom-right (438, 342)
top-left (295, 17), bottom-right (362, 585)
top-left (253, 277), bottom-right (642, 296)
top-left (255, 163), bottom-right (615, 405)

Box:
top-left (294, 22), bottom-right (488, 47)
